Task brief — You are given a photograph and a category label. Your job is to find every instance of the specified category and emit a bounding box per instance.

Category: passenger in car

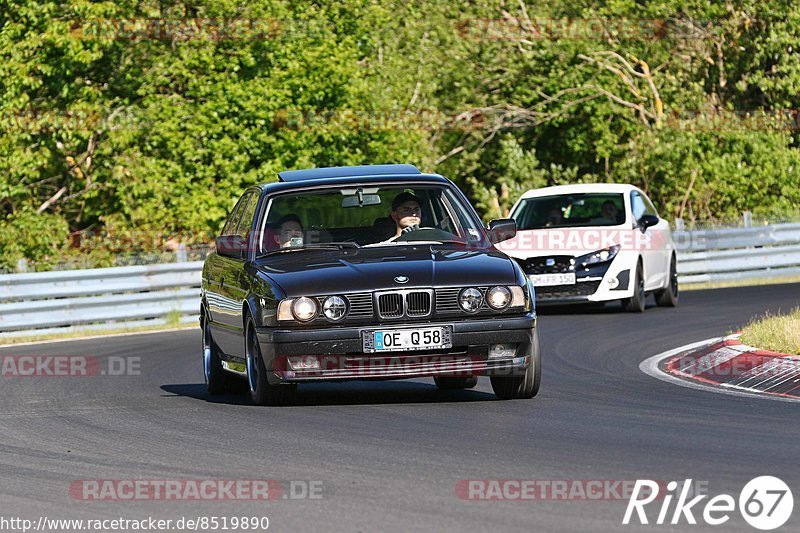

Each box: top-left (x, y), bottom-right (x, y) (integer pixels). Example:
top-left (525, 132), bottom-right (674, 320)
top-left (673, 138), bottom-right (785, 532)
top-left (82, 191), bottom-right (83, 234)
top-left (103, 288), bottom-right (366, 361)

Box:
top-left (545, 207), bottom-right (563, 227)
top-left (590, 201), bottom-right (620, 225)
top-left (274, 214), bottom-right (304, 248)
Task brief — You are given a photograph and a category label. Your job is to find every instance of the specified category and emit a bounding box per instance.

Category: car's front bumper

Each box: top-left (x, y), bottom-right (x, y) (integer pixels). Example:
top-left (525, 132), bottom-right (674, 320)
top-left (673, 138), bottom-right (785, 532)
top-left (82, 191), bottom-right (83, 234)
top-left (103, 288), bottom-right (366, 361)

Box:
top-left (256, 313), bottom-right (536, 383)
top-left (534, 270), bottom-right (630, 304)
top-left (525, 253), bottom-right (636, 304)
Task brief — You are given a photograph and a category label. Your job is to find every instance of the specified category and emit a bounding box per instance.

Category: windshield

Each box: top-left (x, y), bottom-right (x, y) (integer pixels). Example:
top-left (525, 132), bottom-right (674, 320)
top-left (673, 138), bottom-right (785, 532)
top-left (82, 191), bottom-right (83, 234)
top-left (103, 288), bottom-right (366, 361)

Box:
top-left (256, 185), bottom-right (488, 255)
top-left (510, 193), bottom-right (626, 230)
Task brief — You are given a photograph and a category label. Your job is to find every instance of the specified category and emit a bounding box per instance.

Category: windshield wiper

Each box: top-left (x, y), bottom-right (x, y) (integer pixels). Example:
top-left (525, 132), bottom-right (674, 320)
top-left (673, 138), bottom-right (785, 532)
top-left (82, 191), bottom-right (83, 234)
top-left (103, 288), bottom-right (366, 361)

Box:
top-left (364, 239), bottom-right (468, 247)
top-left (257, 242), bottom-right (361, 258)
top-left (303, 242), bottom-right (361, 249)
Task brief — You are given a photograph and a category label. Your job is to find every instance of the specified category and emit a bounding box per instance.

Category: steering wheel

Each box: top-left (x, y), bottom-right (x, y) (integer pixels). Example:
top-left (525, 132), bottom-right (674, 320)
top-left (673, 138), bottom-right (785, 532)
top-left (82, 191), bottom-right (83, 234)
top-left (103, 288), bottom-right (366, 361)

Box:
top-left (394, 226), bottom-right (465, 243)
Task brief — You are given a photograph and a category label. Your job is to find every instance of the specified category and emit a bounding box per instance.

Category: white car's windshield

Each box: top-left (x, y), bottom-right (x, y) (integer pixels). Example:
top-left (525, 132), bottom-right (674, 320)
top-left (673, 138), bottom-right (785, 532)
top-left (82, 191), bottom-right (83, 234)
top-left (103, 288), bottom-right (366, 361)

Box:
top-left (511, 193), bottom-right (625, 230)
top-left (257, 185), bottom-right (488, 255)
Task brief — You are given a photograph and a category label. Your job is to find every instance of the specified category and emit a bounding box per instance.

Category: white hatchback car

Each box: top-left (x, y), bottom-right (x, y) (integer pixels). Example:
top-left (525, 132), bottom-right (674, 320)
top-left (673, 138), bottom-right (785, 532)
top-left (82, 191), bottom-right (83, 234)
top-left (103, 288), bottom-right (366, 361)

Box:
top-left (498, 184), bottom-right (678, 311)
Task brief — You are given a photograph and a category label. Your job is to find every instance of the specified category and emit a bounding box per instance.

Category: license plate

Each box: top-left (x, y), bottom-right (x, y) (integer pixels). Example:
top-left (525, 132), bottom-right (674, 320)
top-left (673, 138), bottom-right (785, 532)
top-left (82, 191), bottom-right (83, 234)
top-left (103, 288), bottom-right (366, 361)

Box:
top-left (529, 273), bottom-right (576, 286)
top-left (362, 326), bottom-right (452, 353)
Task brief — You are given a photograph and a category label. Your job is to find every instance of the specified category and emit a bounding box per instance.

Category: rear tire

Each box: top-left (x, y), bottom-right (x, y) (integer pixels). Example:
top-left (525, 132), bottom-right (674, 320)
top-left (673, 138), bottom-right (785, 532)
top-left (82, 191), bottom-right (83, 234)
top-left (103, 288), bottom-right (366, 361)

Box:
top-left (246, 321), bottom-right (297, 406)
top-left (202, 318), bottom-right (239, 395)
top-left (434, 376), bottom-right (478, 390)
top-left (621, 262), bottom-right (645, 313)
top-left (655, 255), bottom-right (679, 307)
top-left (491, 328), bottom-right (541, 400)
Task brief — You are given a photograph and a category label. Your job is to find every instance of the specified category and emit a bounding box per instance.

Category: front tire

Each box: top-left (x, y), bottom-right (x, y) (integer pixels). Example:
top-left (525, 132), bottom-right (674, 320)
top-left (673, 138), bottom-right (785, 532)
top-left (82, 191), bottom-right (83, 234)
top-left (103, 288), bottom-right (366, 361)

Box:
top-left (655, 255), bottom-right (679, 307)
top-left (202, 318), bottom-right (239, 395)
top-left (491, 328), bottom-right (541, 400)
top-left (621, 262), bottom-right (646, 313)
top-left (246, 321), bottom-right (297, 406)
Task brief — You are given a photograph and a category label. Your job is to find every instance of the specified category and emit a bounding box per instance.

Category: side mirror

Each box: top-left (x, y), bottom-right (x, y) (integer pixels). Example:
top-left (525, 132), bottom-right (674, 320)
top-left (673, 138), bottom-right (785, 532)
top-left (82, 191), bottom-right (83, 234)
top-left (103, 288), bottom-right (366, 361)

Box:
top-left (638, 214), bottom-right (659, 231)
top-left (487, 218), bottom-right (517, 244)
top-left (216, 234), bottom-right (247, 259)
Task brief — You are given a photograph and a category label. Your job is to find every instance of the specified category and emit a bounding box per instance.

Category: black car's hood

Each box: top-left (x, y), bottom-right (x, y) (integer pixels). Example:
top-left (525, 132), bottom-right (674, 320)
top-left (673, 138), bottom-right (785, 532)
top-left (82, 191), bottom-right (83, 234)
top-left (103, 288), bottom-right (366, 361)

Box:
top-left (254, 245), bottom-right (517, 296)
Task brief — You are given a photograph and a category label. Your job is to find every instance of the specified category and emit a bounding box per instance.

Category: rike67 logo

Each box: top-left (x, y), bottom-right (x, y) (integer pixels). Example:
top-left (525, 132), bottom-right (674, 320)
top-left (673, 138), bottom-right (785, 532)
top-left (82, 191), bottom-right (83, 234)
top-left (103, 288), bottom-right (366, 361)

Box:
top-left (623, 477), bottom-right (794, 530)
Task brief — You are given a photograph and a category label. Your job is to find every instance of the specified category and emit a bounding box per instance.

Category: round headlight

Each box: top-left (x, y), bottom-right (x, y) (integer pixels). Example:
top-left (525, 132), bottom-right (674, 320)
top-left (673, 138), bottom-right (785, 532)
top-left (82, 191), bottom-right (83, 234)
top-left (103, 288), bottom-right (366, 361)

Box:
top-left (292, 297), bottom-right (318, 322)
top-left (486, 286), bottom-right (511, 310)
top-left (322, 296), bottom-right (347, 321)
top-left (458, 288), bottom-right (483, 313)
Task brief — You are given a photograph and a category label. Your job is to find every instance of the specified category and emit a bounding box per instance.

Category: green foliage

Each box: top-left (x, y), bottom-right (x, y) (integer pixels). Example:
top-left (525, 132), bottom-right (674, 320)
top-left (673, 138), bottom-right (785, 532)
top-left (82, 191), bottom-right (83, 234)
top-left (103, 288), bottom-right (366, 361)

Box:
top-left (0, 209), bottom-right (69, 270)
top-left (467, 135), bottom-right (584, 219)
top-left (1, 0), bottom-right (800, 268)
top-left (615, 127), bottom-right (800, 222)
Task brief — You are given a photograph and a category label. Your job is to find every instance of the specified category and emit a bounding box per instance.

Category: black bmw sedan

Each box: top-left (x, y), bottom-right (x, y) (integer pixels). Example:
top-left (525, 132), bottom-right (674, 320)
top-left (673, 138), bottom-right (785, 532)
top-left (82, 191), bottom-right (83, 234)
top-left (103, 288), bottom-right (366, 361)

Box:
top-left (201, 164), bottom-right (540, 405)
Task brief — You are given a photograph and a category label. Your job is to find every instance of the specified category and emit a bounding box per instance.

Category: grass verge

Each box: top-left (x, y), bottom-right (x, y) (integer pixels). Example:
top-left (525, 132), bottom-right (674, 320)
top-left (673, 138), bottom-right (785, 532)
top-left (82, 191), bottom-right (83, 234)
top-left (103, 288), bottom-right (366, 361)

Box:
top-left (0, 322), bottom-right (196, 347)
top-left (682, 275), bottom-right (800, 291)
top-left (739, 308), bottom-right (800, 355)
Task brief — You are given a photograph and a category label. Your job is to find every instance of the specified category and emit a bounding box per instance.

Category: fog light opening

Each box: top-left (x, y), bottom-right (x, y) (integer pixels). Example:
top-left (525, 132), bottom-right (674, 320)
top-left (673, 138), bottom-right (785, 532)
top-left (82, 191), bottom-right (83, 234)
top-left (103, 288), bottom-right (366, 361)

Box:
top-left (288, 355), bottom-right (321, 370)
top-left (489, 344), bottom-right (517, 359)
top-left (607, 277), bottom-right (619, 289)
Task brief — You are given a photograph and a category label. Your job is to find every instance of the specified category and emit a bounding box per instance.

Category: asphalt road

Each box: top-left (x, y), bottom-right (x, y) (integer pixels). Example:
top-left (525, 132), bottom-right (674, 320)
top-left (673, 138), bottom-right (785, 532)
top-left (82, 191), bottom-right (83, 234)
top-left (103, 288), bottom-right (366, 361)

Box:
top-left (1, 284), bottom-right (799, 532)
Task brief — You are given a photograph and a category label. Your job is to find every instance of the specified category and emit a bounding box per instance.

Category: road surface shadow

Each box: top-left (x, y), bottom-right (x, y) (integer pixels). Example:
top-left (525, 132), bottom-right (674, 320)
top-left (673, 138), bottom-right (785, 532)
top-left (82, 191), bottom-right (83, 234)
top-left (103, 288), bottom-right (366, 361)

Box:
top-left (536, 301), bottom-right (659, 315)
top-left (161, 380), bottom-right (498, 406)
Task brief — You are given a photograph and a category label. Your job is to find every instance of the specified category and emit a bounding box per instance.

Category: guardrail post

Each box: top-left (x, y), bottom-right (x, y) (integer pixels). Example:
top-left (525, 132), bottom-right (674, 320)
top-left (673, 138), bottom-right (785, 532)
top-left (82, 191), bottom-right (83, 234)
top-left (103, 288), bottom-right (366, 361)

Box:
top-left (743, 211), bottom-right (752, 228)
top-left (176, 243), bottom-right (188, 263)
top-left (15, 258), bottom-right (28, 273)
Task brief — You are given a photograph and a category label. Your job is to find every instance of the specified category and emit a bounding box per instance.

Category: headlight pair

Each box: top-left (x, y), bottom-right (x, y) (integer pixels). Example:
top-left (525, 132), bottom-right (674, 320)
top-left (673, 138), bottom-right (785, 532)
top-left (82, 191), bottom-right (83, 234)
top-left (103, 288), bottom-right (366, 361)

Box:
top-left (278, 295), bottom-right (347, 322)
top-left (458, 286), bottom-right (525, 313)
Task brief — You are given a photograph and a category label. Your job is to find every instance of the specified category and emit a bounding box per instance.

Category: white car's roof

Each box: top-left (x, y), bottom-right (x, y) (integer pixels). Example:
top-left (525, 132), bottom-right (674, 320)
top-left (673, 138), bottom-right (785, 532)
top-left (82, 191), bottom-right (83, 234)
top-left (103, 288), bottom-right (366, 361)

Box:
top-left (519, 183), bottom-right (640, 199)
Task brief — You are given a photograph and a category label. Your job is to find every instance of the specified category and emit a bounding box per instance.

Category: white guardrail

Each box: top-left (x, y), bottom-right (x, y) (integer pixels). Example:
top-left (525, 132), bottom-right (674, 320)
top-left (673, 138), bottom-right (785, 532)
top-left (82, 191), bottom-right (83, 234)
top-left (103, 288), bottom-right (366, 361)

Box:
top-left (0, 262), bottom-right (203, 337)
top-left (674, 222), bottom-right (800, 284)
top-left (0, 223), bottom-right (798, 336)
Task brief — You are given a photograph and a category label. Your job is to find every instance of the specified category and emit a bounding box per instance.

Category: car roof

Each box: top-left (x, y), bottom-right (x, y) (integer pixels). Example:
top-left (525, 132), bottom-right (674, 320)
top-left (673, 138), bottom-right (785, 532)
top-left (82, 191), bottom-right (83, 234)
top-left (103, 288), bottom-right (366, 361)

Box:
top-left (278, 164), bottom-right (421, 182)
top-left (519, 183), bottom-right (640, 199)
top-left (257, 165), bottom-right (451, 194)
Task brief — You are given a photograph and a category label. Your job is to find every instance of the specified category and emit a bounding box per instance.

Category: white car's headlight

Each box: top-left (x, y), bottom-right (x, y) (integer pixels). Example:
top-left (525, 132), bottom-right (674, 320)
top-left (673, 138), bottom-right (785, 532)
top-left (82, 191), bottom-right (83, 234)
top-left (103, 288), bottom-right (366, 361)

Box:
top-left (577, 245), bottom-right (621, 266)
top-left (458, 288), bottom-right (483, 313)
top-left (486, 286), bottom-right (511, 310)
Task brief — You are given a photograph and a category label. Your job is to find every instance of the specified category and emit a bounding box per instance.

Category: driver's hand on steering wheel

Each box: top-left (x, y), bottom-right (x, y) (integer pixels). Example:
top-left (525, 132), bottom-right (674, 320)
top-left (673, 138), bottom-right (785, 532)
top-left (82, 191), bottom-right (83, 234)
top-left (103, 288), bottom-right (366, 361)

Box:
top-left (401, 224), bottom-right (420, 234)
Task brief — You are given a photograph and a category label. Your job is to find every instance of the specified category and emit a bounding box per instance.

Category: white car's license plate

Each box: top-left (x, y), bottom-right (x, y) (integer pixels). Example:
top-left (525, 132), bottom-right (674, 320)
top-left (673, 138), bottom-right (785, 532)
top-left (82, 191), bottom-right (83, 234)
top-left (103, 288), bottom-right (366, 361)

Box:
top-left (529, 273), bottom-right (576, 286)
top-left (363, 326), bottom-right (452, 353)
